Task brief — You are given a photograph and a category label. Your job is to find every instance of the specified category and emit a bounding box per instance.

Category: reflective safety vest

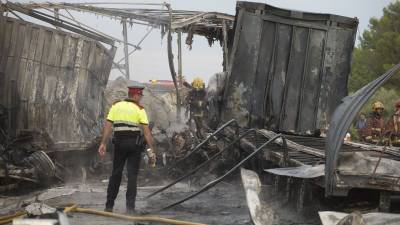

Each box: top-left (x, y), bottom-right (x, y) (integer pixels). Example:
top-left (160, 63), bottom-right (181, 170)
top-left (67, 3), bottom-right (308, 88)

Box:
top-left (107, 99), bottom-right (149, 135)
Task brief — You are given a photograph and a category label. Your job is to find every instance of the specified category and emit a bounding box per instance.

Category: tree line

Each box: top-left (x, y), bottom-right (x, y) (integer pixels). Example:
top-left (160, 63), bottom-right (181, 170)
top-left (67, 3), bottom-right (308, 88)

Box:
top-left (349, 0), bottom-right (400, 114)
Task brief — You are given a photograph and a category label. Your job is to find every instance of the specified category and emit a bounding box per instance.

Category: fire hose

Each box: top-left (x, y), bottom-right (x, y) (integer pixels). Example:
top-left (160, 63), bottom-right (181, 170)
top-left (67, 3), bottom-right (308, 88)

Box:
top-left (0, 204), bottom-right (207, 225)
top-left (68, 207), bottom-right (208, 225)
top-left (0, 211), bottom-right (26, 224)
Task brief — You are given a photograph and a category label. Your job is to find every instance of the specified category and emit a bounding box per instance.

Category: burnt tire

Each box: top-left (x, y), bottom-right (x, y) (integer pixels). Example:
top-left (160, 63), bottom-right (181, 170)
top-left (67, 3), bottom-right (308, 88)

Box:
top-left (25, 151), bottom-right (55, 179)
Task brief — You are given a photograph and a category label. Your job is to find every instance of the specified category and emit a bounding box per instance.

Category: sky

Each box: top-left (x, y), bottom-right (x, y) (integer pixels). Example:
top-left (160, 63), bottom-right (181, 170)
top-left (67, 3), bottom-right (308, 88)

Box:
top-left (11, 0), bottom-right (396, 83)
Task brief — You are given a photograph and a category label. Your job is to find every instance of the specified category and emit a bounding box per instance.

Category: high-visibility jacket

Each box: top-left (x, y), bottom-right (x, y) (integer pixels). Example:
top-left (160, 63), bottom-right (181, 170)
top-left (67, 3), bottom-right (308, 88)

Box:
top-left (107, 99), bottom-right (149, 136)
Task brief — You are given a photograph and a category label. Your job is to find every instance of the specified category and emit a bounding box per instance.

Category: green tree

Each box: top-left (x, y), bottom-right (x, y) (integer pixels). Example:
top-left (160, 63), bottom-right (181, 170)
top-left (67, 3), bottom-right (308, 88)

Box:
top-left (349, 0), bottom-right (400, 91)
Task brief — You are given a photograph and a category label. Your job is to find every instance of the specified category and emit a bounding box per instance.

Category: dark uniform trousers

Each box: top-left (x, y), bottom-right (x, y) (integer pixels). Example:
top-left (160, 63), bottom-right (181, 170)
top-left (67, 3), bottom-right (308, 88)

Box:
top-left (106, 138), bottom-right (142, 210)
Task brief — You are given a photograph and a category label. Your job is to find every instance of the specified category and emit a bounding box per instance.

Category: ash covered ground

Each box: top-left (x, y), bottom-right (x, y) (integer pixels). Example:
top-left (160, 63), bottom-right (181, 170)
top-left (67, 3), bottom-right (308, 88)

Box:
top-left (2, 164), bottom-right (397, 225)
top-left (0, 169), bottom-right (252, 225)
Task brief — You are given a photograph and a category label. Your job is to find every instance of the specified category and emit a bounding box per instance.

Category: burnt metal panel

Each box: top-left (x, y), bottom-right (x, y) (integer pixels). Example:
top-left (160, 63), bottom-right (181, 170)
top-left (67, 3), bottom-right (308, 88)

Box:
top-left (268, 23), bottom-right (292, 130)
top-left (325, 63), bottom-right (400, 197)
top-left (222, 9), bottom-right (263, 127)
top-left (222, 1), bottom-right (358, 135)
top-left (249, 21), bottom-right (275, 128)
top-left (0, 16), bottom-right (116, 151)
top-left (280, 26), bottom-right (309, 132)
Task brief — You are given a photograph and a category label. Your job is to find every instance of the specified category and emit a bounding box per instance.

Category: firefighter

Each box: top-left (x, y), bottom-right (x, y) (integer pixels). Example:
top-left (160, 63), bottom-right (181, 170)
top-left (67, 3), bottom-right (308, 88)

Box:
top-left (98, 84), bottom-right (156, 213)
top-left (185, 77), bottom-right (207, 139)
top-left (385, 100), bottom-right (400, 146)
top-left (364, 101), bottom-right (386, 144)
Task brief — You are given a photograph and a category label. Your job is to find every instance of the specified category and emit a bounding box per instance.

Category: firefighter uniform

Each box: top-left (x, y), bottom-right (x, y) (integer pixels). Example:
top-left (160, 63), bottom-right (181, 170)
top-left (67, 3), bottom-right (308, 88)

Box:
top-left (186, 77), bottom-right (206, 139)
top-left (385, 100), bottom-right (400, 146)
top-left (364, 101), bottom-right (386, 144)
top-left (105, 98), bottom-right (148, 211)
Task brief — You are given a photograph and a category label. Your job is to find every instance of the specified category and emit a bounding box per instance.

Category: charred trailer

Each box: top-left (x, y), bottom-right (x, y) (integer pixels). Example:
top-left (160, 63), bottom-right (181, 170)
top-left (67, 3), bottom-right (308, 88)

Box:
top-left (0, 15), bottom-right (116, 189)
top-left (215, 2), bottom-right (400, 215)
top-left (221, 1), bottom-right (358, 135)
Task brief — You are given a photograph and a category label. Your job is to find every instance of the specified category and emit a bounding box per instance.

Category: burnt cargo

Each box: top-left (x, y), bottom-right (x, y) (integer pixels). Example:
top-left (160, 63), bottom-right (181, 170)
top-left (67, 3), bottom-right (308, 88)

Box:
top-left (222, 1), bottom-right (358, 135)
top-left (0, 16), bottom-right (116, 151)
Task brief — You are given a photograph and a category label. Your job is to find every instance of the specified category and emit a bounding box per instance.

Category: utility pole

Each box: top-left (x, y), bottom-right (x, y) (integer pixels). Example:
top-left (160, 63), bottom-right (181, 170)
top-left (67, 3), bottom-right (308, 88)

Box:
top-left (122, 18), bottom-right (130, 79)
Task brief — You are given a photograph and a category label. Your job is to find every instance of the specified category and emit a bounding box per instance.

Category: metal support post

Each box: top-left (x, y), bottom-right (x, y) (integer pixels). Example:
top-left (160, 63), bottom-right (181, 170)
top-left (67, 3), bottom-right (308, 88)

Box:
top-left (166, 3), bottom-right (181, 120)
top-left (177, 31), bottom-right (183, 87)
top-left (54, 8), bottom-right (61, 30)
top-left (222, 20), bottom-right (229, 71)
top-left (122, 18), bottom-right (130, 79)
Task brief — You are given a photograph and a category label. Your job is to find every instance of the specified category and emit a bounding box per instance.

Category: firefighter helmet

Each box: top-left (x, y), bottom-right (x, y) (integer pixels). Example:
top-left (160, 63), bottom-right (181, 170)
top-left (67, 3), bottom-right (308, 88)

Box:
top-left (372, 101), bottom-right (384, 111)
top-left (191, 77), bottom-right (205, 89)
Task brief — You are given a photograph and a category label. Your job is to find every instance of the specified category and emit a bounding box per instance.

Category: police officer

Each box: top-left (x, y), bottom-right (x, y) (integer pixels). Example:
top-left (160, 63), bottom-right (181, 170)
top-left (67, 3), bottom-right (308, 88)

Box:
top-left (98, 84), bottom-right (156, 213)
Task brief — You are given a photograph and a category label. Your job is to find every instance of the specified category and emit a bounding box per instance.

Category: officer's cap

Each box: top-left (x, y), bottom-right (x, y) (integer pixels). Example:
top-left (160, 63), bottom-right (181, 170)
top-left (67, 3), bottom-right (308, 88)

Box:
top-left (128, 83), bottom-right (145, 96)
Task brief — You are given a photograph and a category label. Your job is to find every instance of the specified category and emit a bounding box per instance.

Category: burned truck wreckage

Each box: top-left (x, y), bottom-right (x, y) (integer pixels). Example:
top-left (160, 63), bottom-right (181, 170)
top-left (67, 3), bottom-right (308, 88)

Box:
top-left (1, 1), bottom-right (400, 225)
top-left (212, 2), bottom-right (400, 219)
top-left (0, 14), bottom-right (116, 190)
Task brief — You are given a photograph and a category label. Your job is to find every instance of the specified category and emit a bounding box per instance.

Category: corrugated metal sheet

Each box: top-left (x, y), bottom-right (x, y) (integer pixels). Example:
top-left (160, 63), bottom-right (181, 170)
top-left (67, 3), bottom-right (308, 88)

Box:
top-left (0, 16), bottom-right (116, 151)
top-left (222, 2), bottom-right (358, 135)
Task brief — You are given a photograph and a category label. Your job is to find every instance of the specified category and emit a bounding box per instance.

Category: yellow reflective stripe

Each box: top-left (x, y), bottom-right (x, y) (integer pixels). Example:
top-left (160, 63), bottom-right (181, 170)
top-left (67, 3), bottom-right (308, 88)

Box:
top-left (113, 120), bottom-right (139, 127)
top-left (114, 126), bottom-right (141, 132)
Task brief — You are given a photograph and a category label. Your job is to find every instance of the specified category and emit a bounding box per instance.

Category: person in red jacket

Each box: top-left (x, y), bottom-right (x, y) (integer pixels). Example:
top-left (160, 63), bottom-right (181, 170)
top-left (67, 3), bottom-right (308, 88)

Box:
top-left (385, 100), bottom-right (400, 146)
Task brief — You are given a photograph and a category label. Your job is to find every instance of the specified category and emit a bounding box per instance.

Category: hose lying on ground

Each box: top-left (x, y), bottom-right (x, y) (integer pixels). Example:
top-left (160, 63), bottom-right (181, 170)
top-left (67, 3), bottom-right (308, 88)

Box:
top-left (0, 205), bottom-right (208, 225)
top-left (0, 211), bottom-right (26, 225)
top-left (70, 207), bottom-right (208, 225)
